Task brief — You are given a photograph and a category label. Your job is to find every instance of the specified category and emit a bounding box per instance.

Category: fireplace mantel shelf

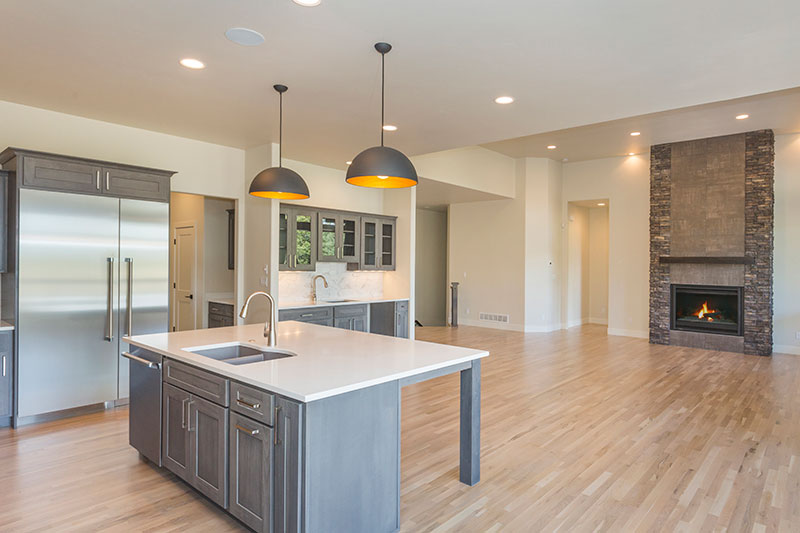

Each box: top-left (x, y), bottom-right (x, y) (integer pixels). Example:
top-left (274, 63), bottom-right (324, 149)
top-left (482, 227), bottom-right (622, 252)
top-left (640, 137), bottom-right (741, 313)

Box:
top-left (659, 256), bottom-right (755, 265)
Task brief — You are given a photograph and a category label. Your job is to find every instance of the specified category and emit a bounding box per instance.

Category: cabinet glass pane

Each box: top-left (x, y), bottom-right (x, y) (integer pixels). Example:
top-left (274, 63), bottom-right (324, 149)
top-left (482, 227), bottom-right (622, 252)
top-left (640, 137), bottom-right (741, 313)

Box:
top-left (279, 213), bottom-right (288, 266)
top-left (381, 223), bottom-right (393, 267)
top-left (295, 214), bottom-right (313, 266)
top-left (342, 218), bottom-right (357, 257)
top-left (320, 216), bottom-right (337, 258)
top-left (363, 221), bottom-right (376, 266)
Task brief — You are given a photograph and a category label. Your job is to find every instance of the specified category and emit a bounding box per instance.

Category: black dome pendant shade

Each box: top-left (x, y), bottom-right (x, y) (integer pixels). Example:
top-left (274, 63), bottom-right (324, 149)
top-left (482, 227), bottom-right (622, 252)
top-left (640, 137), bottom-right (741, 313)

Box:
top-left (346, 42), bottom-right (418, 189)
top-left (249, 84), bottom-right (310, 200)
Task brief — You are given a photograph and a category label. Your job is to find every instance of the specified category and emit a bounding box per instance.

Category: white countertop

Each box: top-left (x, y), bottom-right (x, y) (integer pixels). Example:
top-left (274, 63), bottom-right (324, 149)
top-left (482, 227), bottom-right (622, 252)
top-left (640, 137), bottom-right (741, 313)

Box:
top-left (208, 297), bottom-right (236, 306)
top-left (0, 320), bottom-right (14, 331)
top-left (124, 322), bottom-right (486, 403)
top-left (279, 297), bottom-right (409, 311)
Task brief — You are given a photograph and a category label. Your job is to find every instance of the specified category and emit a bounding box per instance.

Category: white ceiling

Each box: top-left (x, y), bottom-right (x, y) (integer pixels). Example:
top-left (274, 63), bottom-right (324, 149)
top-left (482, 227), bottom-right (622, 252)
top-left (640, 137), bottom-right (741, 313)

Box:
top-left (483, 88), bottom-right (800, 161)
top-left (1, 1), bottom-right (799, 169)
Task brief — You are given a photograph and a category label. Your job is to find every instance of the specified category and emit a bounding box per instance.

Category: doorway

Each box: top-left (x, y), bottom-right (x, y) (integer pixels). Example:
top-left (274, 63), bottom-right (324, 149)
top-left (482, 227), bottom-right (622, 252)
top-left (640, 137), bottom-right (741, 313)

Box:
top-left (170, 192), bottom-right (237, 331)
top-left (565, 200), bottom-right (609, 328)
top-left (415, 207), bottom-right (448, 326)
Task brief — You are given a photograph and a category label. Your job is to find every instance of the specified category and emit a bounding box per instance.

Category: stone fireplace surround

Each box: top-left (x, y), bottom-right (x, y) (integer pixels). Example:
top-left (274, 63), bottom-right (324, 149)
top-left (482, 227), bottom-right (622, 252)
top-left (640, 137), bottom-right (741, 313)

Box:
top-left (649, 130), bottom-right (774, 356)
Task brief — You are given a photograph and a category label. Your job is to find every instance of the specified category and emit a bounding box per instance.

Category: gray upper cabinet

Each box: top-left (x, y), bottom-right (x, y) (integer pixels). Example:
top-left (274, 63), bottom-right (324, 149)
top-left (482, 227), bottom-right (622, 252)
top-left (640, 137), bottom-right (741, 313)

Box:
top-left (0, 331), bottom-right (12, 423)
top-left (0, 148), bottom-right (174, 202)
top-left (0, 171), bottom-right (7, 273)
top-left (378, 218), bottom-right (397, 271)
top-left (279, 207), bottom-right (316, 272)
top-left (103, 166), bottom-right (171, 202)
top-left (229, 411), bottom-right (273, 533)
top-left (360, 217), bottom-right (380, 270)
top-left (318, 211), bottom-right (360, 263)
top-left (22, 155), bottom-right (103, 194)
top-left (361, 216), bottom-right (396, 271)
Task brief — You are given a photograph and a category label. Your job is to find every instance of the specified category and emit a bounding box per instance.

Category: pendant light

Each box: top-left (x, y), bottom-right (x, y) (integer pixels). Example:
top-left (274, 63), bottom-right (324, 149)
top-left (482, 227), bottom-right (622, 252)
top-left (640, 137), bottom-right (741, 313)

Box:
top-left (248, 84), bottom-right (310, 199)
top-left (346, 42), bottom-right (418, 189)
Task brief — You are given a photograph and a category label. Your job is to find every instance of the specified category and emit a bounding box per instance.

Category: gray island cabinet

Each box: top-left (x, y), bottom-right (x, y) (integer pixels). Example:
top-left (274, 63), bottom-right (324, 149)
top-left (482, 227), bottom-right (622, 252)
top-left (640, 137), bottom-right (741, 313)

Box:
top-left (124, 322), bottom-right (487, 533)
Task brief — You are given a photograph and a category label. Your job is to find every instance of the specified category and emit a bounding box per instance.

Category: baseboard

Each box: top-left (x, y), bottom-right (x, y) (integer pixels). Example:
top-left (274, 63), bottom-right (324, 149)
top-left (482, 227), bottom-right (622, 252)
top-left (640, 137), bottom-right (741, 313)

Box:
top-left (588, 317), bottom-right (608, 325)
top-left (459, 318), bottom-right (526, 332)
top-left (773, 344), bottom-right (800, 355)
top-left (607, 328), bottom-right (649, 339)
top-left (564, 318), bottom-right (588, 329)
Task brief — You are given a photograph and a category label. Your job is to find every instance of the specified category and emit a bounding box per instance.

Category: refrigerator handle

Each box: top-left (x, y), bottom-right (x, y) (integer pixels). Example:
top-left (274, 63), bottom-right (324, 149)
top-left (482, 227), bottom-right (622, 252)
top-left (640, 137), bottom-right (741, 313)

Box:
top-left (106, 257), bottom-right (114, 341)
top-left (125, 258), bottom-right (133, 336)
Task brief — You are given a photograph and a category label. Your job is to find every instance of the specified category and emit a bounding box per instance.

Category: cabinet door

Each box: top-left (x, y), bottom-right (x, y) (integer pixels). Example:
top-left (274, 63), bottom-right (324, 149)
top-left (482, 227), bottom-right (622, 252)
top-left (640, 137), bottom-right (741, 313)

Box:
top-left (162, 383), bottom-right (192, 482)
top-left (189, 395), bottom-right (229, 508)
top-left (278, 210), bottom-right (290, 271)
top-left (229, 412), bottom-right (273, 533)
top-left (339, 214), bottom-right (360, 263)
top-left (360, 217), bottom-right (379, 270)
top-left (22, 155), bottom-right (103, 194)
top-left (378, 219), bottom-right (396, 271)
top-left (317, 212), bottom-right (339, 262)
top-left (274, 397), bottom-right (304, 533)
top-left (352, 315), bottom-right (368, 333)
top-left (102, 167), bottom-right (170, 202)
top-left (0, 331), bottom-right (12, 419)
top-left (290, 209), bottom-right (316, 271)
top-left (333, 316), bottom-right (353, 330)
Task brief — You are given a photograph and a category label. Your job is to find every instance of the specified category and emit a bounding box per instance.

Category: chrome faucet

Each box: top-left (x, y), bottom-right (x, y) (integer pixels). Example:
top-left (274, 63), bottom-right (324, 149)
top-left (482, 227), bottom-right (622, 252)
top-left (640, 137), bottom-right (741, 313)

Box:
top-left (311, 274), bottom-right (329, 303)
top-left (239, 291), bottom-right (278, 347)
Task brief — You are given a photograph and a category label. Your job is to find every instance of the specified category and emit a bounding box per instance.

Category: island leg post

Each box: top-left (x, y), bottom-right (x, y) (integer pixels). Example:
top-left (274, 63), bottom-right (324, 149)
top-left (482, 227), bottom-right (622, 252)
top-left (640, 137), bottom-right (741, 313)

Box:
top-left (459, 359), bottom-right (481, 486)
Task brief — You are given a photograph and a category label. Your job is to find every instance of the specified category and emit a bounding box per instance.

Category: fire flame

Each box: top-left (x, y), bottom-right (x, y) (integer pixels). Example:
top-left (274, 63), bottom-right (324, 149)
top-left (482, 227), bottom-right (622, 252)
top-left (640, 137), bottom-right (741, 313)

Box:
top-left (696, 301), bottom-right (716, 321)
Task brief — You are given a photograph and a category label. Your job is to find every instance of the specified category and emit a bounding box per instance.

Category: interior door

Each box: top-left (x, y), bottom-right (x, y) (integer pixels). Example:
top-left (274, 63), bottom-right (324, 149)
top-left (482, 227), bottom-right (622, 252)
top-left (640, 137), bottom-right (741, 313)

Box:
top-left (119, 199), bottom-right (169, 398)
top-left (18, 189), bottom-right (120, 417)
top-left (173, 225), bottom-right (196, 331)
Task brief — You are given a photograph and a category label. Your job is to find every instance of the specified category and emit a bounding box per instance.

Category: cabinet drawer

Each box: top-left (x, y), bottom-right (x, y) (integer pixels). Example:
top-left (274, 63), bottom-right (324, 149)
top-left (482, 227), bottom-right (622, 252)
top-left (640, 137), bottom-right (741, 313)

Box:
top-left (22, 155), bottom-right (102, 194)
top-left (279, 306), bottom-right (333, 322)
top-left (164, 359), bottom-right (229, 407)
top-left (208, 315), bottom-right (234, 329)
top-left (209, 302), bottom-right (235, 318)
top-left (231, 382), bottom-right (275, 426)
top-left (333, 304), bottom-right (368, 318)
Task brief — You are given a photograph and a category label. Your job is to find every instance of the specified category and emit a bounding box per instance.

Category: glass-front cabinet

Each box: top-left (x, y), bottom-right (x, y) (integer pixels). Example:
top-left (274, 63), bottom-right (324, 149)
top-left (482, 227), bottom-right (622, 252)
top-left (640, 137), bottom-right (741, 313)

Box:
top-left (317, 212), bottom-right (360, 263)
top-left (279, 207), bottom-right (317, 271)
top-left (360, 217), bottom-right (395, 271)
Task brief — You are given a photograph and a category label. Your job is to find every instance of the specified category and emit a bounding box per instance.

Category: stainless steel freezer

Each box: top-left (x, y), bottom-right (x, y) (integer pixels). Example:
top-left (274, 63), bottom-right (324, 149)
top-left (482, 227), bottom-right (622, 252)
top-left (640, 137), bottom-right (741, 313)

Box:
top-left (17, 189), bottom-right (169, 418)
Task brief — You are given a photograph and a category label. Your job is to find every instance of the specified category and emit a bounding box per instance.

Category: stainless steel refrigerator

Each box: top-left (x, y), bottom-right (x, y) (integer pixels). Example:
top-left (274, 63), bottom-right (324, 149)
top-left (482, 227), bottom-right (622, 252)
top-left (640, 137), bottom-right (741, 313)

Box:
top-left (17, 188), bottom-right (169, 418)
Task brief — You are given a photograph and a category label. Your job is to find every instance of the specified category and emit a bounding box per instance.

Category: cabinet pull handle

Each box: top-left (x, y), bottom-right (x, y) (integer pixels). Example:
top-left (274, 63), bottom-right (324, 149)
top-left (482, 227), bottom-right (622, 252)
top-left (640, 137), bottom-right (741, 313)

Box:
top-left (235, 424), bottom-right (260, 436)
top-left (274, 406), bottom-right (280, 445)
top-left (125, 258), bottom-right (133, 336)
top-left (181, 398), bottom-right (188, 429)
top-left (2, 355), bottom-right (5, 377)
top-left (105, 257), bottom-right (114, 341)
top-left (186, 400), bottom-right (194, 432)
top-left (121, 351), bottom-right (159, 369)
top-left (105, 171), bottom-right (110, 190)
top-left (236, 398), bottom-right (261, 410)
top-left (96, 170), bottom-right (100, 190)
top-left (300, 313), bottom-right (313, 318)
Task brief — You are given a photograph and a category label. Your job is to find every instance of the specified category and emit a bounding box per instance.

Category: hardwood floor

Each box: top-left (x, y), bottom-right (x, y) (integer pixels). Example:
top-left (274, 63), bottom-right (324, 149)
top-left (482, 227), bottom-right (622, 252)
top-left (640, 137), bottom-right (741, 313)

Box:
top-left (2, 325), bottom-right (799, 532)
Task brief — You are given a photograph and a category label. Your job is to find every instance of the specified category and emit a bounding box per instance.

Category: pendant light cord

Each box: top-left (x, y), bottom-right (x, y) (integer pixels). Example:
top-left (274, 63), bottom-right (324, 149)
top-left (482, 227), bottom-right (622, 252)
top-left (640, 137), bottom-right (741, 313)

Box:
top-left (381, 50), bottom-right (385, 147)
top-left (279, 90), bottom-right (283, 167)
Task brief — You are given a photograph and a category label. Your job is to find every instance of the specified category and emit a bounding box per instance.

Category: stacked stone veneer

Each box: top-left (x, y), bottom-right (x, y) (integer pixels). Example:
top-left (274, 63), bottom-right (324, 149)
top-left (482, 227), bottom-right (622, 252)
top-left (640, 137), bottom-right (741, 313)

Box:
top-left (648, 130), bottom-right (774, 356)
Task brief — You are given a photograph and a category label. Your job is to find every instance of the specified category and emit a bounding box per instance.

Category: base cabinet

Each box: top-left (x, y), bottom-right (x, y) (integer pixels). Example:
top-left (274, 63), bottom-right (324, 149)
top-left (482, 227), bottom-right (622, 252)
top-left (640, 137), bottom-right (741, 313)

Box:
top-left (162, 383), bottom-right (229, 508)
top-left (229, 412), bottom-right (273, 533)
top-left (0, 330), bottom-right (14, 425)
top-left (273, 396), bottom-right (304, 533)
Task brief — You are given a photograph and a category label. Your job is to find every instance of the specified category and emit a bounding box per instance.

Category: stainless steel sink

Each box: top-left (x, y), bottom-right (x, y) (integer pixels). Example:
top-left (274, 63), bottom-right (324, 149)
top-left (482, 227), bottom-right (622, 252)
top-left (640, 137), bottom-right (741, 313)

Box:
top-left (185, 342), bottom-right (296, 365)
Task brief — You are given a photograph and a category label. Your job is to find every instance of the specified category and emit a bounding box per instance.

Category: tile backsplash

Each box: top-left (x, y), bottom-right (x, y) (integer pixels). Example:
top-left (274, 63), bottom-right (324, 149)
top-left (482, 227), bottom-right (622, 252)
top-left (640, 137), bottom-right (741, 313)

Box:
top-left (279, 262), bottom-right (384, 303)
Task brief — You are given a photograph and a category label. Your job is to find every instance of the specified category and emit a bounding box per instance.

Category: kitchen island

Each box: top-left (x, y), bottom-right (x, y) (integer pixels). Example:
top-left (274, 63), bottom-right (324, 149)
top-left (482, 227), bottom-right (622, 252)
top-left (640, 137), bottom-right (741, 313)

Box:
top-left (123, 321), bottom-right (487, 533)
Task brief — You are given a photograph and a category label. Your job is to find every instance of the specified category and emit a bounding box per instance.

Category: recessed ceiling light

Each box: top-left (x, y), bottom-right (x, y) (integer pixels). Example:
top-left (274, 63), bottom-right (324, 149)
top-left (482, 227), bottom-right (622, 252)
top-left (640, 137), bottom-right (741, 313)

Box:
top-left (180, 58), bottom-right (205, 69)
top-left (736, 114), bottom-right (749, 120)
top-left (494, 96), bottom-right (514, 104)
top-left (225, 28), bottom-right (265, 46)
top-left (630, 131), bottom-right (641, 136)
top-left (292, 0), bottom-right (321, 6)
top-left (547, 145), bottom-right (557, 150)
top-left (628, 152), bottom-right (635, 156)
top-left (382, 124), bottom-right (397, 131)
top-left (346, 161), bottom-right (352, 165)
top-left (597, 202), bottom-right (606, 206)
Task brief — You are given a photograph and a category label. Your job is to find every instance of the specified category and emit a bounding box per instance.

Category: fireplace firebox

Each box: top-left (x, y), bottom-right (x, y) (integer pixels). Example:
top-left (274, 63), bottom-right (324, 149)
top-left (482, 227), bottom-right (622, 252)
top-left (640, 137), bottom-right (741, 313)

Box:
top-left (670, 284), bottom-right (743, 336)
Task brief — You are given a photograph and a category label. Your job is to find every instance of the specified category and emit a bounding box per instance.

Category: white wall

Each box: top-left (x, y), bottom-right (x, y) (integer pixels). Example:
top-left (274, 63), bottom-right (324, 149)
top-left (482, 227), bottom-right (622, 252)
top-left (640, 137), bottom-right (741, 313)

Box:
top-left (562, 155), bottom-right (651, 338)
top-left (588, 206), bottom-right (609, 324)
top-left (412, 146), bottom-right (516, 198)
top-left (204, 196), bottom-right (236, 302)
top-left (415, 208), bottom-right (448, 326)
top-left (565, 204), bottom-right (590, 327)
top-left (170, 192), bottom-right (206, 330)
top-left (774, 133), bottom-right (800, 354)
